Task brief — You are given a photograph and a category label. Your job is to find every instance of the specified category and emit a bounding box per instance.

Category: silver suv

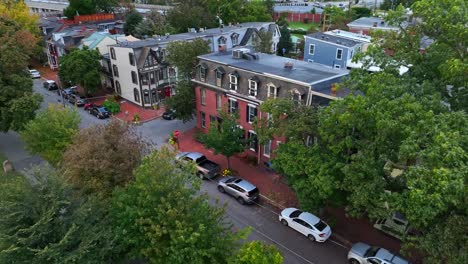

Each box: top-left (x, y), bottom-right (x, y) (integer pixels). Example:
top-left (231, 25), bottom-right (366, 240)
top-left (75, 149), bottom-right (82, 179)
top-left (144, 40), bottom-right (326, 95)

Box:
top-left (217, 177), bottom-right (259, 205)
top-left (348, 242), bottom-right (410, 264)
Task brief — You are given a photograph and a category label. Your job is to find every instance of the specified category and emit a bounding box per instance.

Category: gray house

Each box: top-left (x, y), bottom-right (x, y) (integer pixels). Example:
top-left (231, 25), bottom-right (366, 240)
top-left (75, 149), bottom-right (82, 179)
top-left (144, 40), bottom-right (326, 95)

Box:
top-left (303, 30), bottom-right (371, 70)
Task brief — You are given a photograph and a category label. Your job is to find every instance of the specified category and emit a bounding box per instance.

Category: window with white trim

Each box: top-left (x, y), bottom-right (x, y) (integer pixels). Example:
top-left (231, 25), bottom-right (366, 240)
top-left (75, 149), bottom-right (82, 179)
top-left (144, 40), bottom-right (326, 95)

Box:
top-left (246, 105), bottom-right (257, 123)
top-left (248, 131), bottom-right (258, 152)
top-left (216, 93), bottom-right (222, 110)
top-left (267, 85), bottom-right (278, 98)
top-left (201, 88), bottom-right (206, 105)
top-left (228, 99), bottom-right (238, 114)
top-left (292, 91), bottom-right (304, 105)
top-left (309, 44), bottom-right (315, 55)
top-left (248, 79), bottom-right (258, 97)
top-left (200, 111), bottom-right (206, 128)
top-left (264, 140), bottom-right (272, 157)
top-left (199, 66), bottom-right (207, 82)
top-left (216, 70), bottom-right (223, 87)
top-left (229, 74), bottom-right (238, 91)
top-left (336, 48), bottom-right (343, 60)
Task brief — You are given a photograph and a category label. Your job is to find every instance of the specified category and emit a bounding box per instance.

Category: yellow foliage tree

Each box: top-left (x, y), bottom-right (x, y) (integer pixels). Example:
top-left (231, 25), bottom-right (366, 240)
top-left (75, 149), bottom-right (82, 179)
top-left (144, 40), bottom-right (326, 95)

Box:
top-left (0, 0), bottom-right (39, 35)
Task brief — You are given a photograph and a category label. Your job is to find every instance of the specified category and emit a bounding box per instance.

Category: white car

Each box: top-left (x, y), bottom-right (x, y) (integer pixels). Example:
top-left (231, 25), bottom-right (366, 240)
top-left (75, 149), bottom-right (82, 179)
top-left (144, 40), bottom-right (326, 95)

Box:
top-left (29, 69), bottom-right (41, 79)
top-left (348, 242), bottom-right (410, 264)
top-left (279, 208), bottom-right (332, 242)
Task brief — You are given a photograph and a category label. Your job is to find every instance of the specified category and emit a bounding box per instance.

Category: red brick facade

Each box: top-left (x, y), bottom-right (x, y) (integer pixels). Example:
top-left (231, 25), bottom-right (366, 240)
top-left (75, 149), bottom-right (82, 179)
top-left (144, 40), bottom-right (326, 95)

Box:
top-left (195, 86), bottom-right (282, 163)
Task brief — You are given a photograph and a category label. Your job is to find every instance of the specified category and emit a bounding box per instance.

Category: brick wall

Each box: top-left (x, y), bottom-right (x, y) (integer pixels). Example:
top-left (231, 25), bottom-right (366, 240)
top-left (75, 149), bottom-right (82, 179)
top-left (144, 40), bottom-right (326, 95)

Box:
top-left (273, 12), bottom-right (322, 24)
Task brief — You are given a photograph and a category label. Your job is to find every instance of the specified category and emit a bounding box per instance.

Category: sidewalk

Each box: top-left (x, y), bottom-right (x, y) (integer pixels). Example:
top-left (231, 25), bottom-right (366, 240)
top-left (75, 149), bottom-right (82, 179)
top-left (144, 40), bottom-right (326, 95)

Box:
top-left (178, 127), bottom-right (402, 253)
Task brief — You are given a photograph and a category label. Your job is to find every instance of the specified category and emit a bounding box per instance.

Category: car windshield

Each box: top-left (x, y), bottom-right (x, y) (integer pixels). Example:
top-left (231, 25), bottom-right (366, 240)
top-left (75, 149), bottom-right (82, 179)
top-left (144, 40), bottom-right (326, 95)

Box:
top-left (290, 210), bottom-right (302, 218)
top-left (98, 107), bottom-right (108, 113)
top-left (195, 156), bottom-right (206, 164)
top-left (314, 220), bottom-right (328, 231)
top-left (225, 178), bottom-right (236, 183)
top-left (364, 247), bottom-right (380, 258)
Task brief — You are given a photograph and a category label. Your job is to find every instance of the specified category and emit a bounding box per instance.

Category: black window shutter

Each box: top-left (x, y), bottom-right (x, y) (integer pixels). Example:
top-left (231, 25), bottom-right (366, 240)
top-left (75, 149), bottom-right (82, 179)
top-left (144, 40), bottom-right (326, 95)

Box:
top-left (254, 107), bottom-right (258, 117)
top-left (235, 101), bottom-right (239, 112)
top-left (246, 105), bottom-right (249, 122)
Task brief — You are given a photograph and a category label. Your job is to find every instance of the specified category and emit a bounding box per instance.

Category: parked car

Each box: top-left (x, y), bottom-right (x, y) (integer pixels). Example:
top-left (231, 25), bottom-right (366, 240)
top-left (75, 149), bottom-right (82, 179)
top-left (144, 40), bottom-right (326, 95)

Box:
top-left (279, 208), bottom-right (332, 242)
top-left (68, 94), bottom-right (87, 107)
top-left (29, 69), bottom-right (41, 79)
top-left (348, 243), bottom-right (410, 264)
top-left (88, 105), bottom-right (110, 119)
top-left (162, 109), bottom-right (176, 120)
top-left (84, 102), bottom-right (96, 111)
top-left (217, 176), bottom-right (259, 205)
top-left (175, 152), bottom-right (220, 179)
top-left (62, 86), bottom-right (77, 99)
top-left (43, 80), bottom-right (58, 90)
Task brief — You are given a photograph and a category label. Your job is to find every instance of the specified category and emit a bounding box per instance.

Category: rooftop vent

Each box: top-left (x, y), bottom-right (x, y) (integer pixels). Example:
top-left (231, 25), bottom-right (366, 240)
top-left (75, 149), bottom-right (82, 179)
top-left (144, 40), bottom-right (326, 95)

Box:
top-left (321, 35), bottom-right (325, 39)
top-left (284, 61), bottom-right (294, 70)
top-left (373, 22), bottom-right (378, 27)
top-left (380, 20), bottom-right (385, 25)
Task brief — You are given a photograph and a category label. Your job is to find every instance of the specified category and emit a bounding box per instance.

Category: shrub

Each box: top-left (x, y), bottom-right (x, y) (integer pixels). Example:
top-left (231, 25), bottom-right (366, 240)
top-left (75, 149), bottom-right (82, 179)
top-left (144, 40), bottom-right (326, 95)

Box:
top-left (103, 97), bottom-right (121, 114)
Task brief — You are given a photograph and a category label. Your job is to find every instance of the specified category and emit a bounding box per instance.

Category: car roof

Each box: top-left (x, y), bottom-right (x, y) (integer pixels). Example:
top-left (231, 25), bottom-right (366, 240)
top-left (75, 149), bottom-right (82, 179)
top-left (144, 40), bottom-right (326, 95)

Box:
top-left (233, 178), bottom-right (256, 191)
top-left (185, 152), bottom-right (204, 160)
top-left (44, 80), bottom-right (55, 84)
top-left (376, 248), bottom-right (409, 264)
top-left (299, 212), bottom-right (321, 225)
top-left (29, 69), bottom-right (38, 72)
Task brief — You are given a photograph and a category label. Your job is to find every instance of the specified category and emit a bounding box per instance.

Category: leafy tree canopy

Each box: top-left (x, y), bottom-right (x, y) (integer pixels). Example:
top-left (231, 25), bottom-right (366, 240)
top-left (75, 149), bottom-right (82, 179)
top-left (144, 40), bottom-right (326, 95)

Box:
top-left (254, 30), bottom-right (273, 54)
top-left (277, 26), bottom-right (292, 56)
top-left (58, 47), bottom-right (102, 94)
top-left (63, 0), bottom-right (118, 19)
top-left (164, 80), bottom-right (196, 122)
top-left (0, 167), bottom-right (121, 263)
top-left (111, 147), bottom-right (247, 263)
top-left (229, 241), bottom-right (284, 264)
top-left (165, 38), bottom-right (211, 78)
top-left (20, 104), bottom-right (80, 166)
top-left (201, 111), bottom-right (248, 169)
top-left (123, 10), bottom-right (143, 36)
top-left (0, 0), bottom-right (39, 35)
top-left (0, 16), bottom-right (42, 132)
top-left (61, 119), bottom-right (151, 195)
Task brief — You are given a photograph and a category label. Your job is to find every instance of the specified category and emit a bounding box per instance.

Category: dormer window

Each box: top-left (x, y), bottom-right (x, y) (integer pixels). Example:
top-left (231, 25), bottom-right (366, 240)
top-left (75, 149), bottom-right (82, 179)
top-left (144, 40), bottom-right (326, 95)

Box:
top-left (229, 73), bottom-right (238, 91)
top-left (248, 78), bottom-right (258, 97)
top-left (267, 84), bottom-right (278, 99)
top-left (215, 67), bottom-right (225, 87)
top-left (218, 36), bottom-right (227, 45)
top-left (199, 63), bottom-right (208, 82)
top-left (231, 33), bottom-right (239, 46)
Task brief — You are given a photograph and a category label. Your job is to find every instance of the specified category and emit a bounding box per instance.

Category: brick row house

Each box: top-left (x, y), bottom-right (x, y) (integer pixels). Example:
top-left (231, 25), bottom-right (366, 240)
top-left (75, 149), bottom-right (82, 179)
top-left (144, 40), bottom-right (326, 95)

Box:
top-left (107, 22), bottom-right (280, 108)
top-left (193, 48), bottom-right (349, 162)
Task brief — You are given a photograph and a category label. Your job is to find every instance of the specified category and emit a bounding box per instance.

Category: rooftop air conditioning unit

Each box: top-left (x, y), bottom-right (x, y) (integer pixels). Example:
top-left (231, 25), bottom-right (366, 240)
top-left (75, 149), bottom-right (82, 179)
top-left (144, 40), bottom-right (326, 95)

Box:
top-left (232, 48), bottom-right (250, 59)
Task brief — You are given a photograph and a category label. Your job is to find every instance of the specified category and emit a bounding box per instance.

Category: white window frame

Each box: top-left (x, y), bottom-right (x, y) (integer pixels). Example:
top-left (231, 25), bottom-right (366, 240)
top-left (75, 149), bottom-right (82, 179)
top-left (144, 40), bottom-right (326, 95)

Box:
top-left (248, 79), bottom-right (258, 97)
top-left (247, 105), bottom-right (256, 124)
top-left (248, 130), bottom-right (257, 152)
top-left (200, 67), bottom-right (207, 82)
top-left (334, 64), bottom-right (341, 69)
top-left (263, 139), bottom-right (272, 157)
top-left (201, 88), bottom-right (206, 105)
top-left (228, 98), bottom-right (237, 114)
top-left (336, 48), bottom-right (343, 60)
top-left (307, 59), bottom-right (314, 63)
top-left (229, 74), bottom-right (238, 91)
top-left (200, 111), bottom-right (206, 128)
top-left (309, 44), bottom-right (315, 55)
top-left (216, 93), bottom-right (222, 110)
top-left (292, 91), bottom-right (303, 105)
top-left (267, 85), bottom-right (278, 99)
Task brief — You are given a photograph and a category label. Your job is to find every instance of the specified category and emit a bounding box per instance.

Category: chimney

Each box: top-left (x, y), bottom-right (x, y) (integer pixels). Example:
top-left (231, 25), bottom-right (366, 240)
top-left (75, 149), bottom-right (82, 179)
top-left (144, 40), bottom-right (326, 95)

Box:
top-left (284, 61), bottom-right (293, 70)
top-left (373, 22), bottom-right (378, 27)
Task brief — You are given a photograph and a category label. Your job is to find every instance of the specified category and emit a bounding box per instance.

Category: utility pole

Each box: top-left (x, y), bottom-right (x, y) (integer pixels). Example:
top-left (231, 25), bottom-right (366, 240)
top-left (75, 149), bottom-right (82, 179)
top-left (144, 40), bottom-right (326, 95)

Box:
top-left (321, 12), bottom-right (331, 32)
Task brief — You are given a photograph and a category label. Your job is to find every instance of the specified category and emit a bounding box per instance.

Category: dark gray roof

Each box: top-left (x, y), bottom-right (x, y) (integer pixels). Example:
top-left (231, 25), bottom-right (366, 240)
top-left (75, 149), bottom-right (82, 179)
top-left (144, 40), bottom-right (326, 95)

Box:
top-left (347, 17), bottom-right (404, 30)
top-left (306, 32), bottom-right (361, 47)
top-left (112, 22), bottom-right (275, 49)
top-left (199, 51), bottom-right (348, 86)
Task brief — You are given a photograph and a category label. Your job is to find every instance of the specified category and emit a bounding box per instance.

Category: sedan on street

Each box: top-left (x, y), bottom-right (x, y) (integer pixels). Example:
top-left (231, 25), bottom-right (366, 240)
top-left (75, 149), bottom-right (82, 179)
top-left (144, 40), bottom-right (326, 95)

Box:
top-left (348, 242), bottom-right (410, 264)
top-left (88, 105), bottom-right (110, 119)
top-left (279, 208), bottom-right (332, 242)
top-left (162, 109), bottom-right (176, 120)
top-left (68, 94), bottom-right (87, 107)
top-left (217, 176), bottom-right (259, 205)
top-left (29, 69), bottom-right (41, 79)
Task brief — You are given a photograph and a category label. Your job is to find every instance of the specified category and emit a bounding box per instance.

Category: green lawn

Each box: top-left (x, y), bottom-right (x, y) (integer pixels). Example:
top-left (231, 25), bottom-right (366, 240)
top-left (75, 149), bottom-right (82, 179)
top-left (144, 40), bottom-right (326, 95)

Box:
top-left (288, 22), bottom-right (319, 31)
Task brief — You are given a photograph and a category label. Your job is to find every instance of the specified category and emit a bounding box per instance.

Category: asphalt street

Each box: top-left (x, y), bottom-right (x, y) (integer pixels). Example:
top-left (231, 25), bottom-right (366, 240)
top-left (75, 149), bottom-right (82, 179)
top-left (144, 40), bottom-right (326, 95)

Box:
top-left (0, 79), bottom-right (348, 264)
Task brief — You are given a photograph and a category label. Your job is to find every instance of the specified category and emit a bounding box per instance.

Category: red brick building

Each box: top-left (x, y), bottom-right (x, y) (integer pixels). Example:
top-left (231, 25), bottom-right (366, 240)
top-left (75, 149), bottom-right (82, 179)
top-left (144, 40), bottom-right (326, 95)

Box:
top-left (192, 48), bottom-right (349, 162)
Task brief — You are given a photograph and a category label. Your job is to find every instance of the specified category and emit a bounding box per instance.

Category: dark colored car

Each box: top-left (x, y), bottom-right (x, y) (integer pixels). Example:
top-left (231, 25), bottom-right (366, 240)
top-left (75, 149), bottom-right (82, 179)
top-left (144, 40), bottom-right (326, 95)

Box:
top-left (89, 106), bottom-right (110, 119)
top-left (162, 109), bottom-right (176, 120)
top-left (68, 94), bottom-right (87, 107)
top-left (62, 86), bottom-right (77, 99)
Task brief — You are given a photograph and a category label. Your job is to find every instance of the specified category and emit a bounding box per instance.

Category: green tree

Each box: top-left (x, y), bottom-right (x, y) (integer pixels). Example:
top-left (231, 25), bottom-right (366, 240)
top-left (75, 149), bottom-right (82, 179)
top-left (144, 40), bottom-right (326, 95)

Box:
top-left (381, 0), bottom-right (418, 10)
top-left (61, 119), bottom-right (151, 195)
top-left (58, 47), bottom-right (102, 94)
top-left (20, 104), bottom-right (80, 166)
top-left (201, 111), bottom-right (247, 169)
top-left (229, 241), bottom-right (284, 264)
top-left (134, 19), bottom-right (156, 39)
top-left (165, 38), bottom-right (211, 78)
top-left (239, 1), bottom-right (272, 22)
top-left (123, 10), bottom-right (143, 36)
top-left (166, 1), bottom-right (216, 33)
top-left (351, 7), bottom-right (371, 19)
top-left (63, 0), bottom-right (97, 19)
top-left (164, 80), bottom-right (196, 122)
top-left (0, 167), bottom-right (120, 263)
top-left (277, 26), bottom-right (292, 56)
top-left (254, 30), bottom-right (273, 54)
top-left (0, 16), bottom-right (42, 132)
top-left (322, 6), bottom-right (349, 30)
top-left (112, 147), bottom-right (247, 263)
